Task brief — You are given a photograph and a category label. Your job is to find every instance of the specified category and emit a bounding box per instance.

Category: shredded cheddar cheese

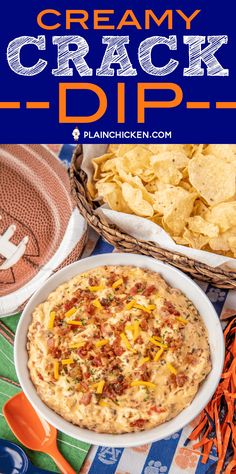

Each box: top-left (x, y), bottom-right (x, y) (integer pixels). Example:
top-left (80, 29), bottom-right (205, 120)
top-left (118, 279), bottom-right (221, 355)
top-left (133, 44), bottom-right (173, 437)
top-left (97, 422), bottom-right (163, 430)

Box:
top-left (65, 307), bottom-right (77, 318)
top-left (131, 380), bottom-right (156, 389)
top-left (125, 300), bottom-right (135, 310)
top-left (112, 278), bottom-right (123, 289)
top-left (66, 320), bottom-right (82, 326)
top-left (54, 361), bottom-right (59, 380)
top-left (139, 357), bottom-right (150, 365)
top-left (48, 311), bottom-right (56, 330)
top-left (176, 317), bottom-right (188, 325)
top-left (95, 339), bottom-right (109, 348)
top-left (125, 322), bottom-right (139, 341)
top-left (133, 303), bottom-right (152, 314)
top-left (89, 285), bottom-right (104, 292)
top-left (166, 362), bottom-right (177, 375)
top-left (120, 332), bottom-right (136, 352)
top-left (147, 304), bottom-right (156, 311)
top-left (149, 337), bottom-right (168, 349)
top-left (93, 380), bottom-right (105, 394)
top-left (154, 348), bottom-right (164, 362)
top-left (69, 342), bottom-right (85, 349)
top-left (99, 400), bottom-right (110, 407)
top-left (125, 324), bottom-right (133, 332)
top-left (133, 321), bottom-right (140, 341)
top-left (152, 336), bottom-right (162, 342)
top-left (93, 299), bottom-right (103, 309)
top-left (62, 358), bottom-right (74, 365)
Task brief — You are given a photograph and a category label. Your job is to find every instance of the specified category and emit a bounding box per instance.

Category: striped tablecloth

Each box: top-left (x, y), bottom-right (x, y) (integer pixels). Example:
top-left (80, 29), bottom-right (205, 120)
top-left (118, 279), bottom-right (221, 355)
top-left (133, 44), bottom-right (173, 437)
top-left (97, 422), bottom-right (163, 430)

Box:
top-left (1, 145), bottom-right (232, 474)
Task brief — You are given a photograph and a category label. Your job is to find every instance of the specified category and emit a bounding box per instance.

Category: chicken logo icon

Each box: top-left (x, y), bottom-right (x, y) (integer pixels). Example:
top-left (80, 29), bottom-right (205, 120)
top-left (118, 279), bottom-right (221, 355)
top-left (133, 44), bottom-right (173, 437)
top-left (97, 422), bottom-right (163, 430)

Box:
top-left (72, 126), bottom-right (80, 142)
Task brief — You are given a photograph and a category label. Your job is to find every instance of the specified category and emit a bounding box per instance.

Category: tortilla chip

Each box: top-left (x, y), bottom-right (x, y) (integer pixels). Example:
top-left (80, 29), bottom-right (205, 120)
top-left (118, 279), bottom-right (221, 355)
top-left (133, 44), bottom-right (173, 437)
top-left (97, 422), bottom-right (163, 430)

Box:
top-left (122, 182), bottom-right (154, 217)
top-left (187, 216), bottom-right (219, 238)
top-left (188, 154), bottom-right (236, 205)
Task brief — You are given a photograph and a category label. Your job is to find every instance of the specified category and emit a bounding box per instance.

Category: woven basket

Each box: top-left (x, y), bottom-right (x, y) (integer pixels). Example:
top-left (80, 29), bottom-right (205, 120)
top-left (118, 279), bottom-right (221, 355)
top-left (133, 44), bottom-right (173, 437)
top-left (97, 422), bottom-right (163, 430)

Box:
top-left (70, 145), bottom-right (236, 289)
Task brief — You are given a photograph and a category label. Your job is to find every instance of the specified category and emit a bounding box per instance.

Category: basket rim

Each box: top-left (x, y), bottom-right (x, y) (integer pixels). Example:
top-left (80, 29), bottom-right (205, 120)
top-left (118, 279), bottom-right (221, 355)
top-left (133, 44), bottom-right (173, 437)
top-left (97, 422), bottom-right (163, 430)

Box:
top-left (69, 144), bottom-right (236, 288)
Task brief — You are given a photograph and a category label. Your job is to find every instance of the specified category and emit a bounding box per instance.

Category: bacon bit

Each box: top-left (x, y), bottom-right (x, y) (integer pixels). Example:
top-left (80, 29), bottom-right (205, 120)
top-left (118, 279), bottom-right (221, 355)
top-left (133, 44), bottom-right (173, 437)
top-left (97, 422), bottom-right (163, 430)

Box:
top-left (79, 381), bottom-right (89, 391)
top-left (174, 373), bottom-right (188, 387)
top-left (93, 299), bottom-right (103, 309)
top-left (100, 298), bottom-right (111, 307)
top-left (164, 301), bottom-right (180, 316)
top-left (56, 327), bottom-right (70, 336)
top-left (130, 282), bottom-right (145, 296)
top-left (131, 380), bottom-right (156, 389)
top-left (65, 307), bottom-right (77, 318)
top-left (37, 372), bottom-right (44, 381)
top-left (111, 336), bottom-right (124, 356)
top-left (64, 298), bottom-right (78, 312)
top-left (52, 348), bottom-right (62, 358)
top-left (53, 361), bottom-right (59, 380)
top-left (139, 365), bottom-right (151, 381)
top-left (153, 327), bottom-right (161, 337)
top-left (77, 348), bottom-right (88, 358)
top-left (112, 278), bottom-right (124, 289)
top-left (106, 273), bottom-right (117, 286)
top-left (143, 285), bottom-right (156, 297)
top-left (91, 356), bottom-right (102, 367)
top-left (89, 285), bottom-right (104, 292)
top-left (154, 348), bottom-right (164, 362)
top-left (47, 338), bottom-right (61, 358)
top-left (61, 358), bottom-right (74, 365)
top-left (176, 316), bottom-right (188, 325)
top-left (140, 319), bottom-right (148, 331)
top-left (95, 339), bottom-right (109, 348)
top-left (48, 311), bottom-right (56, 330)
top-left (88, 276), bottom-right (99, 286)
top-left (129, 287), bottom-right (137, 296)
top-left (47, 337), bottom-right (55, 349)
top-left (113, 345), bottom-right (124, 356)
top-left (80, 392), bottom-right (92, 405)
top-left (130, 419), bottom-right (146, 428)
top-left (169, 373), bottom-right (187, 388)
top-left (149, 337), bottom-right (168, 349)
top-left (185, 353), bottom-right (198, 365)
top-left (113, 377), bottom-right (129, 395)
top-left (86, 304), bottom-right (95, 315)
top-left (166, 362), bottom-right (177, 375)
top-left (66, 320), bottom-right (82, 326)
top-left (150, 405), bottom-right (167, 413)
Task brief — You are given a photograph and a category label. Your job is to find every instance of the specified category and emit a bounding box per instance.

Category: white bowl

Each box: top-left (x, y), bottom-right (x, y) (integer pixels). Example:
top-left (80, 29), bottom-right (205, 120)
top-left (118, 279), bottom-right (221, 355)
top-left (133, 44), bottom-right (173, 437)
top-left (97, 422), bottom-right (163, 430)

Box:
top-left (15, 253), bottom-right (224, 447)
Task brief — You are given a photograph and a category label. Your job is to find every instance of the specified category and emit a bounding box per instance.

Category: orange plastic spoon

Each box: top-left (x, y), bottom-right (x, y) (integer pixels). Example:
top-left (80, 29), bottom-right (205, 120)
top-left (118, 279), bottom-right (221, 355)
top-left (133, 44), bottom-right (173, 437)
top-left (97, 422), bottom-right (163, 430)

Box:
top-left (3, 392), bottom-right (77, 474)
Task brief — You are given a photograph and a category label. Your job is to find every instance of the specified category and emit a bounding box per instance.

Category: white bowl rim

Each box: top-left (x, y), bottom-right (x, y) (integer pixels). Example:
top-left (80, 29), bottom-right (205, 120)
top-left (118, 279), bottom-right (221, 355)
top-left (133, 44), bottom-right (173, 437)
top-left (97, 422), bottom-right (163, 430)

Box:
top-left (15, 253), bottom-right (225, 447)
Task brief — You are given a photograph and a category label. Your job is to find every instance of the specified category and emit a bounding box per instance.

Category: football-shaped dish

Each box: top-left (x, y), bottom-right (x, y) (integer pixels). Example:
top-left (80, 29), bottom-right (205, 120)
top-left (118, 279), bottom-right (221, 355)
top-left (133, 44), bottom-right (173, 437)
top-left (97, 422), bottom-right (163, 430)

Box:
top-left (0, 145), bottom-right (87, 317)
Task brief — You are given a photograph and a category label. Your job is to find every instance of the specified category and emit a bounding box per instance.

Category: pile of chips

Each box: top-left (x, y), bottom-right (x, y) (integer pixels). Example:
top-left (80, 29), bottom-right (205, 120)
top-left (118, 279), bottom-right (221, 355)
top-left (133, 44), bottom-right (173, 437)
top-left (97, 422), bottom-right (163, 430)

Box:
top-left (89, 144), bottom-right (236, 258)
